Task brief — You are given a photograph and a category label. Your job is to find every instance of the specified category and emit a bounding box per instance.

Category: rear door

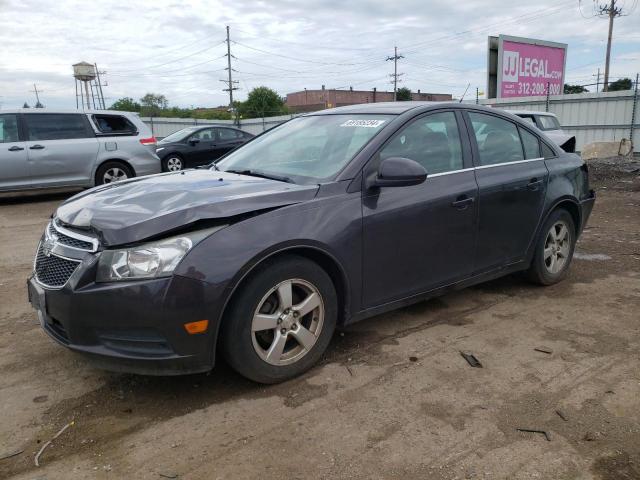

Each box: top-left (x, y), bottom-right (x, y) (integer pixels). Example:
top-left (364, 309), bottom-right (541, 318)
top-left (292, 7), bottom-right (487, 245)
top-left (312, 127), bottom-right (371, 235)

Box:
top-left (186, 128), bottom-right (217, 165)
top-left (0, 113), bottom-right (30, 190)
top-left (24, 113), bottom-right (99, 187)
top-left (465, 111), bottom-right (548, 272)
top-left (214, 128), bottom-right (246, 158)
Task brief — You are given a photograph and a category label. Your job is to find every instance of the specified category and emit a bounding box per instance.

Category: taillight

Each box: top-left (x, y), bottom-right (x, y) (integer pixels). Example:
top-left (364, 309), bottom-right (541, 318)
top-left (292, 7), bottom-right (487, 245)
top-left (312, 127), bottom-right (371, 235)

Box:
top-left (139, 136), bottom-right (157, 146)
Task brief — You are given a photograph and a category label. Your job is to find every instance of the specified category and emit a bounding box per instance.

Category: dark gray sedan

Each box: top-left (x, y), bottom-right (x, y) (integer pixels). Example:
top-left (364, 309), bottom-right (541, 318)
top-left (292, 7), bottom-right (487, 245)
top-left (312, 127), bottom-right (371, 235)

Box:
top-left (28, 102), bottom-right (595, 383)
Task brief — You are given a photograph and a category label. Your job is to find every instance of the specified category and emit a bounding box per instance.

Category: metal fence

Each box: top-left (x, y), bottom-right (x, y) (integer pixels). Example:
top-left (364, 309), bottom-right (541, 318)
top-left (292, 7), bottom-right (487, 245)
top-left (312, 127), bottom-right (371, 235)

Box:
top-left (143, 87), bottom-right (640, 154)
top-left (481, 88), bottom-right (639, 153)
top-left (141, 113), bottom-right (301, 138)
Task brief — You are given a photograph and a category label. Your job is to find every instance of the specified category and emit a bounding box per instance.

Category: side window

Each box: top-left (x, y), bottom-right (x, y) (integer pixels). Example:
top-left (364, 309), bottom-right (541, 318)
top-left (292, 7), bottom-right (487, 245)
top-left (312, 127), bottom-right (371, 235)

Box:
top-left (468, 112), bottom-right (524, 166)
top-left (217, 128), bottom-right (241, 140)
top-left (537, 115), bottom-right (560, 131)
top-left (25, 114), bottom-right (92, 141)
top-left (92, 115), bottom-right (137, 135)
top-left (0, 114), bottom-right (19, 143)
top-left (541, 142), bottom-right (557, 159)
top-left (191, 128), bottom-right (215, 141)
top-left (519, 127), bottom-right (541, 159)
top-left (379, 111), bottom-right (463, 175)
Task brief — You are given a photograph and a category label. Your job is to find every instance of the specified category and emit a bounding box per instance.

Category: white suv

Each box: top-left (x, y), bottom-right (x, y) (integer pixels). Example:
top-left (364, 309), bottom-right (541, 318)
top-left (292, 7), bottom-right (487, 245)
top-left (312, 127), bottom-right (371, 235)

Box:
top-left (0, 109), bottom-right (161, 192)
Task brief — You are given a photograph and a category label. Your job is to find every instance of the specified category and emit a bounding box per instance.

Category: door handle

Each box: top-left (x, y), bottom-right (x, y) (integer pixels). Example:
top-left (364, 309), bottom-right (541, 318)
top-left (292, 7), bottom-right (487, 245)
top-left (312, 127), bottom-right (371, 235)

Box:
top-left (527, 178), bottom-right (543, 190)
top-left (451, 195), bottom-right (475, 210)
top-left (29, 144), bottom-right (45, 150)
top-left (8, 146), bottom-right (24, 151)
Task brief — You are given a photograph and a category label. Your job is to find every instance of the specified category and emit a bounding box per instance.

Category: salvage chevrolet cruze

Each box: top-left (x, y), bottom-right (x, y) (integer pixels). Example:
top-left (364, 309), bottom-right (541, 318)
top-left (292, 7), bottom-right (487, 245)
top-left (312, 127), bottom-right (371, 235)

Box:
top-left (28, 102), bottom-right (595, 383)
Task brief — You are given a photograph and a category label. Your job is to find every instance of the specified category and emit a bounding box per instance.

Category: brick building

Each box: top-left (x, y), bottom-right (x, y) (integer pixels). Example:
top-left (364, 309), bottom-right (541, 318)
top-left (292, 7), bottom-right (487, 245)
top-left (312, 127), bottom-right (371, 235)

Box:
top-left (286, 87), bottom-right (452, 112)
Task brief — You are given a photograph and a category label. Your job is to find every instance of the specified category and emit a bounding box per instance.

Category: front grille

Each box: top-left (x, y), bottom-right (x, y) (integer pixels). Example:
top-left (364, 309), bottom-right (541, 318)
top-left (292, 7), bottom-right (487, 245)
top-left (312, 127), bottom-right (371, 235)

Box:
top-left (48, 222), bottom-right (94, 250)
top-left (34, 244), bottom-right (81, 288)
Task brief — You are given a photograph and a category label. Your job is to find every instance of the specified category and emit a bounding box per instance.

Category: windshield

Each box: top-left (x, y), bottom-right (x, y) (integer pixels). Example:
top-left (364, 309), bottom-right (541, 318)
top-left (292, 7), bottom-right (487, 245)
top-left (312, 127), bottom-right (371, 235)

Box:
top-left (217, 114), bottom-right (392, 183)
top-left (159, 127), bottom-right (198, 144)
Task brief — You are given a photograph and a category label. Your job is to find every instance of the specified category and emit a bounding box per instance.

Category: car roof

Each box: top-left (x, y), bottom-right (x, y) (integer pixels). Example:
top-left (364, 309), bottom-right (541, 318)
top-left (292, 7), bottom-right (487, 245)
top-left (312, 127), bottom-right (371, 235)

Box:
top-left (307, 101), bottom-right (513, 116)
top-left (0, 108), bottom-right (138, 116)
top-left (508, 110), bottom-right (557, 117)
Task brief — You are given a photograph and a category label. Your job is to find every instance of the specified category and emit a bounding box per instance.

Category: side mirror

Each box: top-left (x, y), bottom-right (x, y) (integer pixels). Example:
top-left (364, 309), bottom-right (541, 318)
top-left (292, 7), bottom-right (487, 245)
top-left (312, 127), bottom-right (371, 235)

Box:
top-left (189, 138), bottom-right (200, 146)
top-left (367, 157), bottom-right (427, 189)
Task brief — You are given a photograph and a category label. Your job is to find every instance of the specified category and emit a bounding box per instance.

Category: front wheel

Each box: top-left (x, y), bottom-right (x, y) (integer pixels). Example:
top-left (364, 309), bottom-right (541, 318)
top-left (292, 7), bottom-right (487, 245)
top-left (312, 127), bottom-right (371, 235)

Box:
top-left (221, 255), bottom-right (337, 384)
top-left (162, 155), bottom-right (184, 172)
top-left (527, 209), bottom-right (576, 285)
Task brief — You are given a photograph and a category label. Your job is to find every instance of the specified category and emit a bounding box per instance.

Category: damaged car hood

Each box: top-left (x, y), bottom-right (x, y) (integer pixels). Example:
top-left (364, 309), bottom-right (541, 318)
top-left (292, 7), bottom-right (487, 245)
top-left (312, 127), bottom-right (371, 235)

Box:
top-left (56, 169), bottom-right (319, 246)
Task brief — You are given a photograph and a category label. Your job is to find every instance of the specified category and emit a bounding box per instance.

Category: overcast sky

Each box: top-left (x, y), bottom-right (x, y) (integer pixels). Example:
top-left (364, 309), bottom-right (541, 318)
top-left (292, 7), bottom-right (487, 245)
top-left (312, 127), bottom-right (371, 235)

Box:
top-left (1, 0), bottom-right (639, 109)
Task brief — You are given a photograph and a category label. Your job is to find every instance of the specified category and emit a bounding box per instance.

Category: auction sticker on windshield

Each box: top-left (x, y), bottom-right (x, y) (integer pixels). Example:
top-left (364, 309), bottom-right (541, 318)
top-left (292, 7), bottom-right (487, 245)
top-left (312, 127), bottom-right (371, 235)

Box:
top-left (340, 119), bottom-right (386, 128)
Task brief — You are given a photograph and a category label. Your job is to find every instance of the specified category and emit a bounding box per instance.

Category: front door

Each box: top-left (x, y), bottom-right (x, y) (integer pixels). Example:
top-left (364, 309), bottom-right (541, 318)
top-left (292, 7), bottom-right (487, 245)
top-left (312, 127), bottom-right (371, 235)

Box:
top-left (466, 111), bottom-right (549, 272)
top-left (23, 113), bottom-right (99, 187)
top-left (186, 128), bottom-right (217, 165)
top-left (362, 111), bottom-right (478, 308)
top-left (0, 114), bottom-right (30, 190)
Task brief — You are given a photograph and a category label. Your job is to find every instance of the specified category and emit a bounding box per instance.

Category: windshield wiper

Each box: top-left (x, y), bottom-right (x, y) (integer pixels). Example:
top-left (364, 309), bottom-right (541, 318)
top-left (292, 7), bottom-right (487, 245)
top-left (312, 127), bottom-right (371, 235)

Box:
top-left (225, 169), bottom-right (293, 184)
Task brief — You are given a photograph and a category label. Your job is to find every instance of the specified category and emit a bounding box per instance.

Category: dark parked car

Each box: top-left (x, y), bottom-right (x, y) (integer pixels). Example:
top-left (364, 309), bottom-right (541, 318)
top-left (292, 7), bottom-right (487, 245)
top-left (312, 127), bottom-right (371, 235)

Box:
top-left (156, 125), bottom-right (253, 171)
top-left (28, 102), bottom-right (595, 383)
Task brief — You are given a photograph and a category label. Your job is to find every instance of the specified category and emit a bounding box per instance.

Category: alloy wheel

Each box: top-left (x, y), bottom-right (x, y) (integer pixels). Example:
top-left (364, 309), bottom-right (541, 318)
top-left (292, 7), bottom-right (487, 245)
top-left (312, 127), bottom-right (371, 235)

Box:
top-left (251, 278), bottom-right (324, 366)
top-left (103, 167), bottom-right (128, 183)
top-left (166, 157), bottom-right (183, 172)
top-left (543, 220), bottom-right (571, 274)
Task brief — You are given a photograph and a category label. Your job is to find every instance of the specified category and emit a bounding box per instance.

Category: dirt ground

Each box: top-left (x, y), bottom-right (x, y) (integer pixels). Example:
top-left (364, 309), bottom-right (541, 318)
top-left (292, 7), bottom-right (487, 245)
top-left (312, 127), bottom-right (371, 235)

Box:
top-left (1, 170), bottom-right (639, 480)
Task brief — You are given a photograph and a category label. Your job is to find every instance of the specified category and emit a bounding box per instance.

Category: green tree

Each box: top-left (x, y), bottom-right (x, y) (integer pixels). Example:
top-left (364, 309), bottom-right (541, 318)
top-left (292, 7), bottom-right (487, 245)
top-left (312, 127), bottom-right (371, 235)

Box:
top-left (238, 86), bottom-right (286, 118)
top-left (139, 93), bottom-right (168, 116)
top-left (563, 84), bottom-right (588, 94)
top-left (109, 97), bottom-right (141, 112)
top-left (396, 87), bottom-right (412, 101)
top-left (607, 78), bottom-right (633, 91)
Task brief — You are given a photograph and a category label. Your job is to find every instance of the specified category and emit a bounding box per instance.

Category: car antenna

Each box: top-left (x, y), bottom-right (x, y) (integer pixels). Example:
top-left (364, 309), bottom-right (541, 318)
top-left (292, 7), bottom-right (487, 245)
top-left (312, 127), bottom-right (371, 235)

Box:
top-left (459, 83), bottom-right (471, 103)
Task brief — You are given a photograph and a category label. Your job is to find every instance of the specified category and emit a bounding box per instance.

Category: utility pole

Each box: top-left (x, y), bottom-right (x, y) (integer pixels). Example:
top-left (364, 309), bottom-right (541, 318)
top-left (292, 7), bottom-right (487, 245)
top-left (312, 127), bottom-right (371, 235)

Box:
top-left (595, 0), bottom-right (624, 91)
top-left (386, 46), bottom-right (404, 101)
top-left (593, 68), bottom-right (601, 92)
top-left (32, 84), bottom-right (43, 108)
top-left (220, 25), bottom-right (239, 113)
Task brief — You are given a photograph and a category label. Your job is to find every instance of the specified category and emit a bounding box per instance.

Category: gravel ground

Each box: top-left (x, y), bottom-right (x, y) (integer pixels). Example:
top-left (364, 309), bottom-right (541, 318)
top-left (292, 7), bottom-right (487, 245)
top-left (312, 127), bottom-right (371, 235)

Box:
top-left (0, 171), bottom-right (639, 480)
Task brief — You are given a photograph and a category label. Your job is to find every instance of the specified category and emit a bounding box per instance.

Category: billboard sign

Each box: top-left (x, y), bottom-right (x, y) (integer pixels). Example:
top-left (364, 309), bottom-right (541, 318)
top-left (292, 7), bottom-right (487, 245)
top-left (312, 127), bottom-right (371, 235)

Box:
top-left (491, 35), bottom-right (567, 99)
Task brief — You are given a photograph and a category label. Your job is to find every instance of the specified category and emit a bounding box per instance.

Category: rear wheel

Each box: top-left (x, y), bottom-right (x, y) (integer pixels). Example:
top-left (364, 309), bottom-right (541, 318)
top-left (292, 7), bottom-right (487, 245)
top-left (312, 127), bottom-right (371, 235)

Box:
top-left (162, 155), bottom-right (184, 172)
top-left (221, 255), bottom-right (337, 384)
top-left (527, 209), bottom-right (576, 285)
top-left (95, 161), bottom-right (133, 185)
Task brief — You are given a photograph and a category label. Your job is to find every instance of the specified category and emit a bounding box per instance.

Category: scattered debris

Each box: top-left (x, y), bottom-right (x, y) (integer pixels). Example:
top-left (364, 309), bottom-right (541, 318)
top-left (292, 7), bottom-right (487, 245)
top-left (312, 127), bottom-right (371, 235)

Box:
top-left (534, 347), bottom-right (553, 354)
top-left (583, 431), bottom-right (604, 442)
top-left (573, 252), bottom-right (612, 261)
top-left (159, 472), bottom-right (178, 479)
top-left (409, 356), bottom-right (418, 362)
top-left (345, 365), bottom-right (354, 376)
top-left (460, 352), bottom-right (483, 368)
top-left (555, 409), bottom-right (568, 422)
top-left (0, 449), bottom-right (24, 461)
top-left (516, 428), bottom-right (551, 441)
top-left (32, 395), bottom-right (48, 404)
top-left (605, 390), bottom-right (615, 394)
top-left (34, 420), bottom-right (75, 467)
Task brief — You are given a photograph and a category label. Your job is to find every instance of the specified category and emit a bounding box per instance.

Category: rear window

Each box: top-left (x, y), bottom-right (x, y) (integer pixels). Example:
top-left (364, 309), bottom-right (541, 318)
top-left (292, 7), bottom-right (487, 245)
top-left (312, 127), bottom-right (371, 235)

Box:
top-left (92, 114), bottom-right (137, 135)
top-left (537, 115), bottom-right (560, 131)
top-left (25, 114), bottom-right (92, 141)
top-left (0, 114), bottom-right (19, 143)
top-left (217, 128), bottom-right (242, 140)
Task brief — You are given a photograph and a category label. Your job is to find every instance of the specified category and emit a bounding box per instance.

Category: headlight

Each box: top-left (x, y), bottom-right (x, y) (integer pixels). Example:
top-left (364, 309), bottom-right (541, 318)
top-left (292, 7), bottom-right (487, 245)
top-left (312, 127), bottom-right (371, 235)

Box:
top-left (96, 227), bottom-right (224, 282)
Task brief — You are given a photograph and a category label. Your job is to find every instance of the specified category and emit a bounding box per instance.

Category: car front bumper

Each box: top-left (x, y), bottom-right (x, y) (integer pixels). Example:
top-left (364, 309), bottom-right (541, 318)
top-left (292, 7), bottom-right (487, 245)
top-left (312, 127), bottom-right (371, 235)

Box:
top-left (27, 273), bottom-right (223, 375)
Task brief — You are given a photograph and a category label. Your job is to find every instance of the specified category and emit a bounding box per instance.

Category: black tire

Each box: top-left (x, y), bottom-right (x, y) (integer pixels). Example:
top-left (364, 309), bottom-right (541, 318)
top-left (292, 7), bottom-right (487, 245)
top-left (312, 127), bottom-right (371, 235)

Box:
top-left (95, 161), bottom-right (133, 185)
top-left (162, 154), bottom-right (184, 172)
top-left (526, 209), bottom-right (576, 285)
top-left (221, 255), bottom-right (337, 384)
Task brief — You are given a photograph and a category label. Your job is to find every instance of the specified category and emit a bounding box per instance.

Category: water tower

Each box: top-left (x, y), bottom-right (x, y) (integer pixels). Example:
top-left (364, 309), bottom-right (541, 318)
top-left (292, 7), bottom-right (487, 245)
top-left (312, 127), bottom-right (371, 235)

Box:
top-left (73, 61), bottom-right (105, 110)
